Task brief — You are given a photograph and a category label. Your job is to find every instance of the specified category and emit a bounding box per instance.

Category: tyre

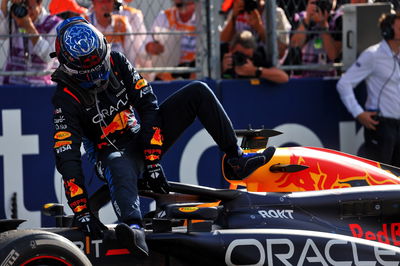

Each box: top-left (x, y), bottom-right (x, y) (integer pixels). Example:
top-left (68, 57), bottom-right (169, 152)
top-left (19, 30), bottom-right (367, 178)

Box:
top-left (0, 229), bottom-right (91, 266)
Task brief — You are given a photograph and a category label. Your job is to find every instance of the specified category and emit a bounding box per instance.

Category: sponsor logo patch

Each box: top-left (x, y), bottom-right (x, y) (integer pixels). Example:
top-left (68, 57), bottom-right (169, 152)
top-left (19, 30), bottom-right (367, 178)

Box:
top-left (144, 149), bottom-right (162, 161)
top-left (179, 207), bottom-right (199, 212)
top-left (54, 108), bottom-right (62, 114)
top-left (54, 140), bottom-right (72, 148)
top-left (55, 124), bottom-right (68, 130)
top-left (54, 115), bottom-right (66, 124)
top-left (135, 79), bottom-right (148, 90)
top-left (350, 223), bottom-right (400, 246)
top-left (258, 209), bottom-right (294, 219)
top-left (54, 131), bottom-right (72, 140)
top-left (56, 144), bottom-right (71, 154)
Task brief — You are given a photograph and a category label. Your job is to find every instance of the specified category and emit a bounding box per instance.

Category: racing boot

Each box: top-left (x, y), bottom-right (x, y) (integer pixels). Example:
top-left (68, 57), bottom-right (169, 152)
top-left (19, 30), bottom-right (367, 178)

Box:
top-left (115, 223), bottom-right (149, 257)
top-left (224, 146), bottom-right (276, 180)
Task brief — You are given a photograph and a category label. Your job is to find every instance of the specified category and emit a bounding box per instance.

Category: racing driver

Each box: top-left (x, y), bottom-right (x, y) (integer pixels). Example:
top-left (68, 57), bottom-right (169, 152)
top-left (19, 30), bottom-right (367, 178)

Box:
top-left (51, 16), bottom-right (275, 256)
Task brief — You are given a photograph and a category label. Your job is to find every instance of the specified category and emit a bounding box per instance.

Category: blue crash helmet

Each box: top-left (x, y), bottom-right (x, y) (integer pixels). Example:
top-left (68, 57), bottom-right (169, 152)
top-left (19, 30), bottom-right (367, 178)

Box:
top-left (55, 16), bottom-right (111, 92)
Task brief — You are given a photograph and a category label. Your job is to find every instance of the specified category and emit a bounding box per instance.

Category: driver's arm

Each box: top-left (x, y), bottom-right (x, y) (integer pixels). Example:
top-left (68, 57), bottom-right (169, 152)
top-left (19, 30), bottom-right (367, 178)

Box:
top-left (52, 89), bottom-right (90, 215)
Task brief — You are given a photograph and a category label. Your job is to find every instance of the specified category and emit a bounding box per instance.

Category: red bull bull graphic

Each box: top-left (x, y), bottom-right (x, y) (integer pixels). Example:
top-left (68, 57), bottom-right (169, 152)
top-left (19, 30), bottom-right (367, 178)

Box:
top-left (145, 154), bottom-right (159, 161)
top-left (73, 205), bottom-right (87, 213)
top-left (64, 178), bottom-right (84, 198)
top-left (100, 110), bottom-right (130, 139)
top-left (144, 149), bottom-right (161, 161)
top-left (277, 147), bottom-right (400, 191)
top-left (150, 127), bottom-right (163, 146)
top-left (224, 147), bottom-right (400, 192)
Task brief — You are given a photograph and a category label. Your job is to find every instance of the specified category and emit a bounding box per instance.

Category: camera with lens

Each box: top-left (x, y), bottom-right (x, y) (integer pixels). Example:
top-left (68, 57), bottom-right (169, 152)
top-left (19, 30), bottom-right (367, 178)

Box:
top-left (244, 0), bottom-right (258, 12)
top-left (315, 0), bottom-right (332, 13)
top-left (232, 51), bottom-right (249, 67)
top-left (10, 2), bottom-right (28, 18)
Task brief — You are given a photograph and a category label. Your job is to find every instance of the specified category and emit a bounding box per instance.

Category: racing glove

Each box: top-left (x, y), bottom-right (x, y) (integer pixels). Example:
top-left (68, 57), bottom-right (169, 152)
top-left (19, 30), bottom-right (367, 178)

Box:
top-left (75, 212), bottom-right (107, 239)
top-left (63, 177), bottom-right (107, 239)
top-left (143, 163), bottom-right (170, 194)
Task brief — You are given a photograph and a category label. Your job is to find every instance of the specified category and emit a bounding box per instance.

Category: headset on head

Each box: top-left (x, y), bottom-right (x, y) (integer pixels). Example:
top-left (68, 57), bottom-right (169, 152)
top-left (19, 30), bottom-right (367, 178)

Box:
top-left (380, 12), bottom-right (398, 40)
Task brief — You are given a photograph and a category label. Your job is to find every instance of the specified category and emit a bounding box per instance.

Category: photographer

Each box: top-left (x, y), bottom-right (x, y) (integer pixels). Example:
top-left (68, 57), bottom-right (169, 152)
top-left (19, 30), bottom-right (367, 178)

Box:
top-left (221, 30), bottom-right (288, 83)
top-left (0, 0), bottom-right (62, 85)
top-left (289, 0), bottom-right (341, 77)
top-left (220, 0), bottom-right (291, 60)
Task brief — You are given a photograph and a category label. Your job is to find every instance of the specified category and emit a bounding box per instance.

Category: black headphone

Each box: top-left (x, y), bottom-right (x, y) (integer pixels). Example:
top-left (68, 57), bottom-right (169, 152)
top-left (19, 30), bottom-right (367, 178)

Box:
top-left (380, 12), bottom-right (397, 40)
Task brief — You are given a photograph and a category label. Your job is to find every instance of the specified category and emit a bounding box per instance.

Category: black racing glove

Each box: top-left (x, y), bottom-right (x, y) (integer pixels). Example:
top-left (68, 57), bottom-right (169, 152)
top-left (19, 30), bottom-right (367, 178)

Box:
top-left (143, 163), bottom-right (170, 194)
top-left (75, 212), bottom-right (107, 239)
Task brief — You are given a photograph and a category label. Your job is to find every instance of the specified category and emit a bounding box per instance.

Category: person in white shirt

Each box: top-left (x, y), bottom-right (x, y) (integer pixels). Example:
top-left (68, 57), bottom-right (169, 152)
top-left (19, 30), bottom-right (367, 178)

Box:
top-left (337, 11), bottom-right (400, 166)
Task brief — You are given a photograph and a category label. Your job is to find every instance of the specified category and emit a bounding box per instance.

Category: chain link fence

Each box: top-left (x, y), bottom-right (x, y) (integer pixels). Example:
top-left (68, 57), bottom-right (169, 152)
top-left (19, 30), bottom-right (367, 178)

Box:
top-left (0, 0), bottom-right (397, 81)
top-left (0, 0), bottom-right (213, 81)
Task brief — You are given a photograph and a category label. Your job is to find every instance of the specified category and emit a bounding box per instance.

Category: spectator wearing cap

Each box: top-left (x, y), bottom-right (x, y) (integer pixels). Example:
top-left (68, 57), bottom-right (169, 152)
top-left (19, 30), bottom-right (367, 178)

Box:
top-left (0, 0), bottom-right (62, 85)
top-left (49, 0), bottom-right (87, 19)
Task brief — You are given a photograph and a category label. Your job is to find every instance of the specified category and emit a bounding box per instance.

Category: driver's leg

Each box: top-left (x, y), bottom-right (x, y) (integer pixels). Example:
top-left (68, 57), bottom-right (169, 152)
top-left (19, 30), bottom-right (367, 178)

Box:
top-left (158, 81), bottom-right (275, 179)
top-left (158, 81), bottom-right (239, 156)
top-left (98, 148), bottom-right (143, 224)
top-left (98, 148), bottom-right (149, 257)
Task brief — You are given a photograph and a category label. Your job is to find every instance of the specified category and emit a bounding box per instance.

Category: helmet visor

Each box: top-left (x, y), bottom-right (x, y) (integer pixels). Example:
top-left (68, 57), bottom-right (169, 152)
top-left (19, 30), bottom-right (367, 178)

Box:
top-left (61, 49), bottom-right (111, 92)
top-left (78, 62), bottom-right (111, 89)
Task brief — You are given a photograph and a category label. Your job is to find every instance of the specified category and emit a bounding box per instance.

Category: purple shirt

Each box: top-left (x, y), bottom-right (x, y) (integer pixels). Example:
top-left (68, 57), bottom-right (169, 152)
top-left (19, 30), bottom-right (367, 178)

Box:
top-left (0, 9), bottom-right (62, 85)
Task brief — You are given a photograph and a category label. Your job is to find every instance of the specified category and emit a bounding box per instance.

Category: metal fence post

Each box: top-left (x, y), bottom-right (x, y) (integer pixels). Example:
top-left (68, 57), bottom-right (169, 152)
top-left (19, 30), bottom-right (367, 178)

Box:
top-left (207, 0), bottom-right (221, 79)
top-left (265, 0), bottom-right (278, 67)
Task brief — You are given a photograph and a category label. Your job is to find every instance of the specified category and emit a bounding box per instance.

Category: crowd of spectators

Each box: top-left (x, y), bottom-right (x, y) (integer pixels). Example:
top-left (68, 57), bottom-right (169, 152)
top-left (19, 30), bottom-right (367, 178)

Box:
top-left (288, 0), bottom-right (342, 77)
top-left (0, 0), bottom-right (397, 85)
top-left (220, 0), bottom-right (292, 71)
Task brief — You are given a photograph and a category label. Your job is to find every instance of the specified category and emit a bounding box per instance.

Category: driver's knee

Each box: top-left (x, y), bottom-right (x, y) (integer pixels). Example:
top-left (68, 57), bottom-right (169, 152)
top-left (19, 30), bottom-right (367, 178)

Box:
top-left (183, 81), bottom-right (216, 103)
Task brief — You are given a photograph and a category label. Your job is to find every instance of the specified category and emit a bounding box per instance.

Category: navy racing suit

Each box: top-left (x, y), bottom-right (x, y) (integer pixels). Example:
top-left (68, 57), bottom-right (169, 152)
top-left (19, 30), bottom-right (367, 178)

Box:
top-left (52, 51), bottom-right (239, 224)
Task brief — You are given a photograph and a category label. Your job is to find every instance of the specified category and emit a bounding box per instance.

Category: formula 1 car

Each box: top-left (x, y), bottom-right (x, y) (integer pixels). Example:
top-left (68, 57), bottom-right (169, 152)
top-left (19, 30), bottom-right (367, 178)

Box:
top-left (2, 129), bottom-right (400, 265)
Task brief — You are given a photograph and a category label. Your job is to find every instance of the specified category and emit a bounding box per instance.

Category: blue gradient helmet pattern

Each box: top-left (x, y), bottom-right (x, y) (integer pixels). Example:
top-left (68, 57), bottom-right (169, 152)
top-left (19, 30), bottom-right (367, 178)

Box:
top-left (64, 24), bottom-right (99, 58)
top-left (55, 17), bottom-right (111, 92)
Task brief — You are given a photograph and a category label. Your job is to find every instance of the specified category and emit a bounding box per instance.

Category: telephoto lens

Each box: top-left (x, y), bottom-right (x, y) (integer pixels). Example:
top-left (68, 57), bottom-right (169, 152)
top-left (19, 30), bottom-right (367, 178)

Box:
top-left (10, 3), bottom-right (28, 18)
